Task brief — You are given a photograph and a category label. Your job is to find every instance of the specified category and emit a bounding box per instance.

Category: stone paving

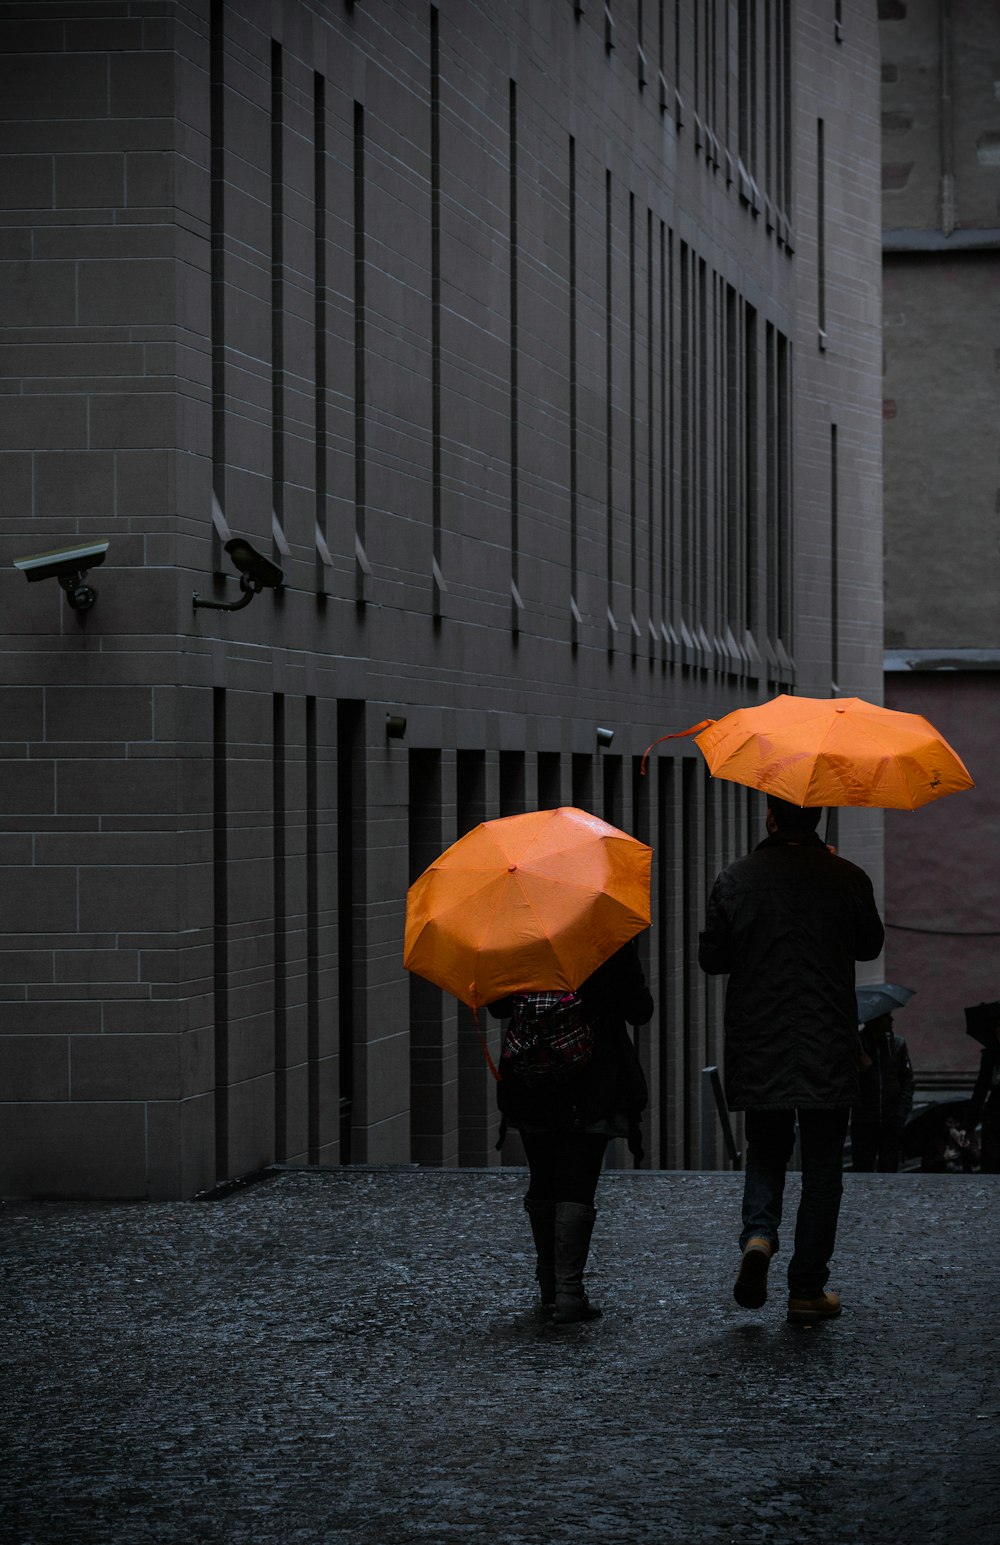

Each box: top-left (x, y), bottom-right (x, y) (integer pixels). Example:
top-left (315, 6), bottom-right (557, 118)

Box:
top-left (2, 1165), bottom-right (998, 1544)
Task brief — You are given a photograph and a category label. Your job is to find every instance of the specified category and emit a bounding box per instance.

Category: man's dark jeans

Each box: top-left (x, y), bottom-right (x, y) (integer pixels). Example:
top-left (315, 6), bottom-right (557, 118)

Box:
top-left (740, 1107), bottom-right (850, 1297)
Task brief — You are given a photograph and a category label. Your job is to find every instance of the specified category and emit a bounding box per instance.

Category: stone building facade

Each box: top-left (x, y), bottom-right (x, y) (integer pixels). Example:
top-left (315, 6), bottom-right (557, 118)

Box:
top-left (0, 0), bottom-right (883, 1198)
top-left (879, 0), bottom-right (1000, 1080)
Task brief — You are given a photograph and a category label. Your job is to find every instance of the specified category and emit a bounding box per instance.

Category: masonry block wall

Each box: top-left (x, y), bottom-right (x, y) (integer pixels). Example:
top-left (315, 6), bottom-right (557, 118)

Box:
top-left (0, 0), bottom-right (883, 1198)
top-left (879, 0), bottom-right (1000, 1074)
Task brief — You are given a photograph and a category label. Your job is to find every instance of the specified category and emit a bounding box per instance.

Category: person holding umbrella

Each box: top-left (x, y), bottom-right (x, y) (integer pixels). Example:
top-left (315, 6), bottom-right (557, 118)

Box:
top-left (488, 941), bottom-right (652, 1323)
top-left (851, 985), bottom-right (916, 1173)
top-left (404, 806), bottom-right (654, 1325)
top-left (699, 795), bottom-right (885, 1324)
top-left (644, 690), bottom-right (972, 1317)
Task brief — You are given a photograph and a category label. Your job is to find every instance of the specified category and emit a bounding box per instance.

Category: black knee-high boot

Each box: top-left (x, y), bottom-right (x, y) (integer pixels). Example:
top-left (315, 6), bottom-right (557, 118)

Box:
top-left (553, 1201), bottom-right (602, 1324)
top-left (523, 1198), bottom-right (556, 1314)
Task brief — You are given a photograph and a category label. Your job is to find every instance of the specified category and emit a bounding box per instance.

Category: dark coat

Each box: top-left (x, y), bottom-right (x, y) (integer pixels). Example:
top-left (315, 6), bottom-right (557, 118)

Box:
top-left (853, 1027), bottom-right (915, 1130)
top-left (699, 830), bottom-right (884, 1111)
top-left (488, 940), bottom-right (652, 1145)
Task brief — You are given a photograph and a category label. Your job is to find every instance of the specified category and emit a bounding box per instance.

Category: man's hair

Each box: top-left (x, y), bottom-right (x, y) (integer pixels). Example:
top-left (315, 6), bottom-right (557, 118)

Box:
top-left (766, 794), bottom-right (822, 832)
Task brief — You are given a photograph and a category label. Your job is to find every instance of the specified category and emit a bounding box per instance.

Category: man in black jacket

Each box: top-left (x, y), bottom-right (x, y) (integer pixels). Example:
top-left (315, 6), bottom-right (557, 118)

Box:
top-left (699, 795), bottom-right (884, 1323)
top-left (851, 1010), bottom-right (915, 1172)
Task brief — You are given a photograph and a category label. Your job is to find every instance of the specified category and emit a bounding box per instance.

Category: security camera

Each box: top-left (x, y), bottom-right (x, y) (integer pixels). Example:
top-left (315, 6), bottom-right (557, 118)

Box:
top-left (224, 538), bottom-right (284, 591)
top-left (193, 535), bottom-right (284, 613)
top-left (13, 541), bottom-right (109, 611)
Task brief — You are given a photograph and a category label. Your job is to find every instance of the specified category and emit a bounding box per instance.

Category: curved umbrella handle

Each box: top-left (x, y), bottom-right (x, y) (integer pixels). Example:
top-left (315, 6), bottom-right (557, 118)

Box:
top-left (640, 720), bottom-right (716, 777)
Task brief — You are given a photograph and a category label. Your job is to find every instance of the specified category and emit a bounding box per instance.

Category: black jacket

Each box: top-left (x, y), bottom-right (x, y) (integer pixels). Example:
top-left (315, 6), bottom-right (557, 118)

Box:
top-left (699, 830), bottom-right (884, 1111)
top-left (488, 940), bottom-right (652, 1143)
top-left (853, 1027), bottom-right (915, 1129)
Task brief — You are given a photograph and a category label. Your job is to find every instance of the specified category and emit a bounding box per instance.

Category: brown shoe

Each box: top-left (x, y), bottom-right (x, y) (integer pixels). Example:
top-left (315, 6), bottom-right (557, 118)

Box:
top-left (733, 1237), bottom-right (772, 1309)
top-left (787, 1290), bottom-right (842, 1323)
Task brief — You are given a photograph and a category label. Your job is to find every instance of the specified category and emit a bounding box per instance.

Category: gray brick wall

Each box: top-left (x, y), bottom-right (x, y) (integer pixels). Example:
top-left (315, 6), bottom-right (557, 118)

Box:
top-left (0, 0), bottom-right (884, 1198)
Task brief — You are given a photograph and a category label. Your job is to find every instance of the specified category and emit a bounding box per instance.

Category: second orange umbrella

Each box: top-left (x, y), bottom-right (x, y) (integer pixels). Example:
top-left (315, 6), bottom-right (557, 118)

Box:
top-left (692, 694), bottom-right (974, 809)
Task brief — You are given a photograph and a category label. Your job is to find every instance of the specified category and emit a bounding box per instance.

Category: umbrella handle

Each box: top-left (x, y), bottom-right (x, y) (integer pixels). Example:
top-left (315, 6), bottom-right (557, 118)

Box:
top-left (473, 1005), bottom-right (502, 1083)
top-left (640, 720), bottom-right (716, 777)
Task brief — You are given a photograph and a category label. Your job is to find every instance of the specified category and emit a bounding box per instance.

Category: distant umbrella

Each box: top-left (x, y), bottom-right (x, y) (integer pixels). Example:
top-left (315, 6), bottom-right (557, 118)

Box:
top-left (855, 982), bottom-right (914, 1024)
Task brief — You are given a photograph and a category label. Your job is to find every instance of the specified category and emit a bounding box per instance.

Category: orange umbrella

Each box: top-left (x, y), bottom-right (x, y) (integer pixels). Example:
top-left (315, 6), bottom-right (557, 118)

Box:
top-left (687, 694), bottom-right (974, 809)
top-left (403, 807), bottom-right (652, 1008)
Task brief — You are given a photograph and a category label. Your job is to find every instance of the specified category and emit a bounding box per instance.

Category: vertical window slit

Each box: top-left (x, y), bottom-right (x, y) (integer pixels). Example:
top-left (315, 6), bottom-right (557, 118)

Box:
top-left (431, 8), bottom-right (443, 618)
top-left (354, 103), bottom-right (367, 600)
top-left (213, 687), bottom-right (229, 1181)
top-left (605, 169), bottom-right (615, 649)
top-left (210, 0), bottom-right (226, 568)
top-left (271, 42), bottom-right (285, 551)
top-left (314, 74), bottom-right (329, 592)
top-left (273, 693), bottom-right (287, 1161)
top-left (509, 78), bottom-right (520, 632)
top-left (569, 135), bottom-right (579, 644)
top-left (306, 696), bottom-right (319, 1161)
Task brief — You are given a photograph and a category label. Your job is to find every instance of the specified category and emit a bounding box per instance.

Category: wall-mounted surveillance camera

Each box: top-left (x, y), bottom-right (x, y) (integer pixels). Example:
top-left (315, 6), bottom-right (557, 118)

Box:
top-left (193, 536), bottom-right (284, 612)
top-left (13, 541), bottom-right (109, 611)
top-left (596, 726), bottom-right (615, 747)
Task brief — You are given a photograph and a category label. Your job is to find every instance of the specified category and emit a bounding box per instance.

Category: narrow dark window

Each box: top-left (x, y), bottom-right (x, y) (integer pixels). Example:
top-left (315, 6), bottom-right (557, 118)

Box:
top-left (569, 136), bottom-right (579, 644)
top-left (409, 750), bottom-right (444, 1164)
top-left (314, 74), bottom-right (329, 592)
top-left (336, 699), bottom-right (365, 1161)
top-left (679, 242), bottom-right (691, 627)
top-left (763, 0), bottom-right (773, 214)
top-left (647, 206), bottom-right (656, 658)
top-left (213, 687), bottom-right (229, 1180)
top-left (353, 104), bottom-right (368, 599)
top-left (656, 760), bottom-right (673, 1167)
top-left (681, 759), bottom-right (698, 1169)
top-left (725, 285), bottom-right (741, 635)
top-left (697, 257), bottom-right (709, 637)
top-left (765, 322), bottom-right (777, 643)
top-left (629, 192), bottom-right (638, 655)
top-left (605, 170), bottom-right (615, 649)
top-left (571, 753), bottom-right (594, 813)
top-left (271, 43), bottom-right (285, 551)
top-left (273, 694), bottom-right (287, 1161)
top-left (744, 303), bottom-right (758, 634)
top-left (817, 117), bottom-right (826, 345)
top-left (602, 755), bottom-right (623, 829)
top-left (830, 423), bottom-right (839, 686)
top-left (499, 750), bottom-right (526, 816)
top-left (210, 0), bottom-right (226, 568)
top-left (305, 697), bottom-right (319, 1160)
top-left (776, 330), bottom-right (791, 648)
top-left (509, 78), bottom-right (520, 633)
top-left (538, 751), bottom-right (562, 810)
top-left (431, 8), bottom-right (443, 618)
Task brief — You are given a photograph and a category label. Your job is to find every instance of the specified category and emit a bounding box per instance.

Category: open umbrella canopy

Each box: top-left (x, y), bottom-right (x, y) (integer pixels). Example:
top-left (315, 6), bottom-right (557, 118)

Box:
top-left (856, 982), bottom-right (914, 1024)
top-left (403, 807), bottom-right (652, 1008)
top-left (691, 694), bottom-right (974, 810)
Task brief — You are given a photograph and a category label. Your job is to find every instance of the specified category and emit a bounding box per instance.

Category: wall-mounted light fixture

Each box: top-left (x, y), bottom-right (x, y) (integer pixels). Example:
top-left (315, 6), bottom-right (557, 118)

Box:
top-left (13, 540), bottom-right (109, 611)
top-left (193, 537), bottom-right (284, 612)
top-left (386, 713), bottom-right (407, 739)
top-left (596, 726), bottom-right (615, 747)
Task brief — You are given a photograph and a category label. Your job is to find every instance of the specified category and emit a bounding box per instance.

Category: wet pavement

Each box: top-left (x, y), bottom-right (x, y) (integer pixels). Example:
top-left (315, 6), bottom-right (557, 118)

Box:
top-left (2, 1165), bottom-right (998, 1544)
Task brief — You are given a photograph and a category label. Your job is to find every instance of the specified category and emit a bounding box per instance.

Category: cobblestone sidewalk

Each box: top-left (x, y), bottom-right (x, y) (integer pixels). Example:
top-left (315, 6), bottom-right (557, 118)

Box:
top-left (2, 1166), bottom-right (997, 1544)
